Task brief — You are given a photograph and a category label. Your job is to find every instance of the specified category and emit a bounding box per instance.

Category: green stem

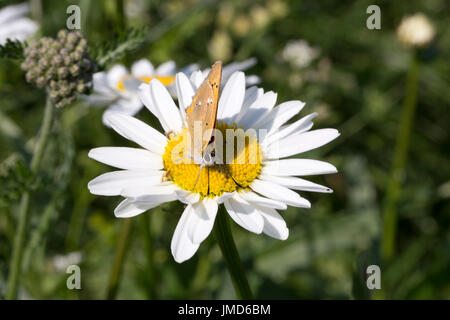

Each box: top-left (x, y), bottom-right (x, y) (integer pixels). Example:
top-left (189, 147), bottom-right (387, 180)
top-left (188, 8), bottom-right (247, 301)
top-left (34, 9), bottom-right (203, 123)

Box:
top-left (139, 214), bottom-right (156, 299)
top-left (381, 53), bottom-right (420, 265)
top-left (214, 209), bottom-right (253, 299)
top-left (106, 218), bottom-right (133, 300)
top-left (6, 96), bottom-right (54, 300)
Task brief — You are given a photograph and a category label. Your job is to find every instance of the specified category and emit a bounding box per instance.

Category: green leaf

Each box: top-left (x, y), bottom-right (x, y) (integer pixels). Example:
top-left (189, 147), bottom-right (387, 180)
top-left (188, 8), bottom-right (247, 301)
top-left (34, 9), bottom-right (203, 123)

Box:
top-left (92, 27), bottom-right (148, 70)
top-left (0, 39), bottom-right (25, 60)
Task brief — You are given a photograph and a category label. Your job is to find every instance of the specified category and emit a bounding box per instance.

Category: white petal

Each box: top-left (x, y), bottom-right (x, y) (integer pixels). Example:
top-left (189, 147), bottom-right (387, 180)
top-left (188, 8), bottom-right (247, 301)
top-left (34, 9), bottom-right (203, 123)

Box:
top-left (104, 112), bottom-right (167, 155)
top-left (215, 192), bottom-right (236, 204)
top-left (263, 112), bottom-right (317, 146)
top-left (253, 101), bottom-right (305, 134)
top-left (149, 79), bottom-right (183, 133)
top-left (171, 205), bottom-right (200, 263)
top-left (236, 91), bottom-right (277, 129)
top-left (188, 198), bottom-right (218, 244)
top-left (260, 173), bottom-right (333, 193)
top-left (224, 195), bottom-right (264, 234)
top-left (176, 72), bottom-right (195, 124)
top-left (221, 58), bottom-right (257, 81)
top-left (114, 198), bottom-right (158, 218)
top-left (87, 170), bottom-right (163, 196)
top-left (243, 86), bottom-right (263, 109)
top-left (255, 205), bottom-right (289, 240)
top-left (250, 179), bottom-right (311, 208)
top-left (107, 65), bottom-right (128, 88)
top-left (131, 59), bottom-right (154, 77)
top-left (104, 97), bottom-right (143, 118)
top-left (264, 128), bottom-right (340, 159)
top-left (175, 189), bottom-right (200, 204)
top-left (88, 147), bottom-right (163, 170)
top-left (217, 71), bottom-right (246, 121)
top-left (155, 61), bottom-right (176, 76)
top-left (0, 4), bottom-right (29, 25)
top-left (189, 70), bottom-right (204, 89)
top-left (138, 83), bottom-right (160, 120)
top-left (261, 159), bottom-right (337, 176)
top-left (239, 191), bottom-right (287, 210)
top-left (122, 182), bottom-right (178, 198)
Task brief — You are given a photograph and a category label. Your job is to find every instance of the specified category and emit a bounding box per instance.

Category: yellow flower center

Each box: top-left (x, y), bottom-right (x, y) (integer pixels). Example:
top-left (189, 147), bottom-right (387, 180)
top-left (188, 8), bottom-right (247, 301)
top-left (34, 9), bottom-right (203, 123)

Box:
top-left (117, 75), bottom-right (175, 91)
top-left (162, 122), bottom-right (263, 199)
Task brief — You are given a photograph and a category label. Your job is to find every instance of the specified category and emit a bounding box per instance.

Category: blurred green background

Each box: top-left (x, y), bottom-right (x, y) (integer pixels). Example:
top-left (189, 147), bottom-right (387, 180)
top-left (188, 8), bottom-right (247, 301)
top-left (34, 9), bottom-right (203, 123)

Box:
top-left (0, 0), bottom-right (449, 299)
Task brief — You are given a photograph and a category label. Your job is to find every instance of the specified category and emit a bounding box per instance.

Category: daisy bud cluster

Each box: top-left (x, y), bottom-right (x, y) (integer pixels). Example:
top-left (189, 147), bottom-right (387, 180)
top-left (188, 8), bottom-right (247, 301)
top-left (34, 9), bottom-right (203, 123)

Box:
top-left (21, 30), bottom-right (95, 108)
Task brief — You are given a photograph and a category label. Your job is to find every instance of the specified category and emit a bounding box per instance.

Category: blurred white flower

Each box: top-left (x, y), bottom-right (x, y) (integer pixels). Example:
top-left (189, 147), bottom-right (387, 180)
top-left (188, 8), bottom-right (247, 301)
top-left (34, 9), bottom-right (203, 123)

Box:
top-left (281, 40), bottom-right (320, 69)
top-left (397, 13), bottom-right (435, 48)
top-left (88, 68), bottom-right (338, 263)
top-left (86, 58), bottom-right (259, 125)
top-left (0, 3), bottom-right (38, 45)
top-left (52, 251), bottom-right (82, 272)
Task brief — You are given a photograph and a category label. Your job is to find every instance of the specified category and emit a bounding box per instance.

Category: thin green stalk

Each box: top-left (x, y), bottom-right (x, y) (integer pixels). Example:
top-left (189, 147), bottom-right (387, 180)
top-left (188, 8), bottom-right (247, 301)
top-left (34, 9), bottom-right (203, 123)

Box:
top-left (6, 96), bottom-right (54, 300)
top-left (22, 200), bottom-right (56, 271)
top-left (214, 209), bottom-right (253, 299)
top-left (139, 214), bottom-right (156, 299)
top-left (381, 53), bottom-right (420, 264)
top-left (106, 218), bottom-right (133, 300)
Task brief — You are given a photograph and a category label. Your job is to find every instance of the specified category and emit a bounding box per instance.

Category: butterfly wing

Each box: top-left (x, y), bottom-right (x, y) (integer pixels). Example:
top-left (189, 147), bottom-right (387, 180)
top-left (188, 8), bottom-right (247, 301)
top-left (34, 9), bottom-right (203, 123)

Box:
top-left (185, 61), bottom-right (222, 163)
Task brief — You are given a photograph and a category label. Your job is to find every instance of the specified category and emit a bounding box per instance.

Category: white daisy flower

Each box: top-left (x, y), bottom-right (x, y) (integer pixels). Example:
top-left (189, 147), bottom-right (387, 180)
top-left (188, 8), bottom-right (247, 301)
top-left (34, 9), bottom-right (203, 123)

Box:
top-left (281, 40), bottom-right (320, 69)
top-left (86, 58), bottom-right (259, 124)
top-left (88, 69), bottom-right (339, 263)
top-left (0, 3), bottom-right (38, 45)
top-left (397, 13), bottom-right (435, 48)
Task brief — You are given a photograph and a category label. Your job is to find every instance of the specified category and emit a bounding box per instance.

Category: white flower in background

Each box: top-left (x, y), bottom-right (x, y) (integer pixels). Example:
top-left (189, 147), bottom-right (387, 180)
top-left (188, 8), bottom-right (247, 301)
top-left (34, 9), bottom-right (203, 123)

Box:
top-left (397, 13), bottom-right (435, 48)
top-left (281, 40), bottom-right (320, 69)
top-left (88, 70), bottom-right (339, 263)
top-left (0, 3), bottom-right (38, 45)
top-left (52, 251), bottom-right (82, 272)
top-left (86, 58), bottom-right (259, 124)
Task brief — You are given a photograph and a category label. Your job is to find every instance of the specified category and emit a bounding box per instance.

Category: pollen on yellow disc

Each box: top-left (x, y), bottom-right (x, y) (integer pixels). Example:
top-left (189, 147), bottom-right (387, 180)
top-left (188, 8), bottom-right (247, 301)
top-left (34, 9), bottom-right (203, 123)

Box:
top-left (162, 123), bottom-right (263, 199)
top-left (117, 75), bottom-right (176, 91)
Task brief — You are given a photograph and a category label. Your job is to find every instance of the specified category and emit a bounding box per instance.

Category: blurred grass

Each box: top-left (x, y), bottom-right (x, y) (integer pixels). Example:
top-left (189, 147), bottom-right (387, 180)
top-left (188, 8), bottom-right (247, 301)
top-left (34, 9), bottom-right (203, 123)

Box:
top-left (0, 0), bottom-right (449, 299)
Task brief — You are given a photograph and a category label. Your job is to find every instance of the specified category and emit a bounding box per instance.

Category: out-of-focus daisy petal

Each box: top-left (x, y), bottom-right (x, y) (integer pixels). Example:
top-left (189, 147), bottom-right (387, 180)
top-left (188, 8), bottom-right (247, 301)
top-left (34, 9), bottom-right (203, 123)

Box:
top-left (104, 112), bottom-right (167, 154)
top-left (155, 60), bottom-right (176, 76)
top-left (221, 58), bottom-right (257, 80)
top-left (250, 179), bottom-right (311, 208)
top-left (107, 65), bottom-right (127, 88)
top-left (88, 147), bottom-right (163, 170)
top-left (224, 195), bottom-right (264, 234)
top-left (171, 205), bottom-right (200, 263)
top-left (0, 3), bottom-right (29, 24)
top-left (131, 59), bottom-right (154, 77)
